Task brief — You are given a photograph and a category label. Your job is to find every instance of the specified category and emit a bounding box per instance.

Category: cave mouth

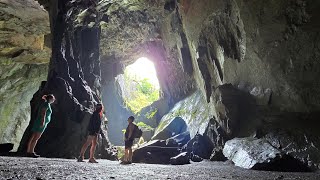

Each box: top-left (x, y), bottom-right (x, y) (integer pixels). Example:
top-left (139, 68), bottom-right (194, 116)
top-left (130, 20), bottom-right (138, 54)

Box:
top-left (117, 57), bottom-right (160, 114)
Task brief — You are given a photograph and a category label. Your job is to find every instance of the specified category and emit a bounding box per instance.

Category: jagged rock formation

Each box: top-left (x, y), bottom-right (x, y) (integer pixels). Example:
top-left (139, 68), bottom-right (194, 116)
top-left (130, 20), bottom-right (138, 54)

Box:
top-left (223, 137), bottom-right (313, 172)
top-left (18, 0), bottom-right (116, 159)
top-left (0, 0), bottom-right (320, 170)
top-left (0, 0), bottom-right (49, 150)
top-left (132, 139), bottom-right (180, 164)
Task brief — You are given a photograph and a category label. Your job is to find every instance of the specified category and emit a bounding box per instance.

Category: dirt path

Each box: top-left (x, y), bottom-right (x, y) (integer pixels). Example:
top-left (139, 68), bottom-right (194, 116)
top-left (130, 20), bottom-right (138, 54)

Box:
top-left (0, 156), bottom-right (319, 180)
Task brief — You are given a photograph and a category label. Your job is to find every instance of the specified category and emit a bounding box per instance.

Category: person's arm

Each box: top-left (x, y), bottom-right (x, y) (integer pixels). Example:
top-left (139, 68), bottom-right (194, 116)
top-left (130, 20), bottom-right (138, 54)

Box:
top-left (40, 107), bottom-right (47, 127)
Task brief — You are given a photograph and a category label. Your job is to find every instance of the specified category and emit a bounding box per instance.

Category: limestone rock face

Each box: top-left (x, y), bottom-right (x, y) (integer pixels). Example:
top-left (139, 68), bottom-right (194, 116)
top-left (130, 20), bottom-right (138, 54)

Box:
top-left (18, 0), bottom-right (116, 159)
top-left (0, 0), bottom-right (49, 150)
top-left (0, 64), bottom-right (47, 150)
top-left (153, 91), bottom-right (216, 140)
top-left (0, 0), bottom-right (50, 64)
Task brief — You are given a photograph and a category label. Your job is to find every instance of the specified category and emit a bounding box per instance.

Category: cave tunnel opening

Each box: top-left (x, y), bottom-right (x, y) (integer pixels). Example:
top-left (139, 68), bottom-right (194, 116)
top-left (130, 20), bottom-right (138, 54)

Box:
top-left (117, 57), bottom-right (160, 114)
top-left (102, 57), bottom-right (162, 146)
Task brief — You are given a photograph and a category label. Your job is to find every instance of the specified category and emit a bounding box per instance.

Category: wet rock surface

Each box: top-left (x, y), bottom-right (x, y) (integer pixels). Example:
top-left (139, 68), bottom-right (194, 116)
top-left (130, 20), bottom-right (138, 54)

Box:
top-left (0, 156), bottom-right (319, 180)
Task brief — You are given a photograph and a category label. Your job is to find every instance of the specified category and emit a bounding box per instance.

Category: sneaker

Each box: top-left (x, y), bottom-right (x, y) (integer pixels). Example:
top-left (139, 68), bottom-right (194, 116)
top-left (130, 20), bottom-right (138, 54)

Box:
top-left (77, 156), bottom-right (84, 162)
top-left (88, 158), bottom-right (98, 163)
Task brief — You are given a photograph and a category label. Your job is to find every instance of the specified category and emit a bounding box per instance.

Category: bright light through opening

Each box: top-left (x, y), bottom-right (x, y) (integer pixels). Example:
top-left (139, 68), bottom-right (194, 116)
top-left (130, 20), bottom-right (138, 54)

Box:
top-left (126, 57), bottom-right (160, 90)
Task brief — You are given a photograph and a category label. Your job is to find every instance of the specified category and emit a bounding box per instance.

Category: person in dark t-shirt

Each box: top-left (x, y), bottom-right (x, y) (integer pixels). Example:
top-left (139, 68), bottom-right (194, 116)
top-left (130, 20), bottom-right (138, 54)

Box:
top-left (77, 103), bottom-right (103, 163)
top-left (122, 116), bottom-right (135, 164)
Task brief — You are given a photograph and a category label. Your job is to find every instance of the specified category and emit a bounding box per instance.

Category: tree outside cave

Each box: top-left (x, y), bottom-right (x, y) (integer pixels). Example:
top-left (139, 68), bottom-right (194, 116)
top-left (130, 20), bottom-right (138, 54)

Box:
top-left (118, 57), bottom-right (160, 114)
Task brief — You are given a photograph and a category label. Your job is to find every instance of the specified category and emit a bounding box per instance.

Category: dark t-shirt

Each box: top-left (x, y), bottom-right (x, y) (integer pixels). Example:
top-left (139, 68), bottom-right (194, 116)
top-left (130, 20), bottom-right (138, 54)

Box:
top-left (87, 111), bottom-right (101, 134)
top-left (125, 123), bottom-right (136, 140)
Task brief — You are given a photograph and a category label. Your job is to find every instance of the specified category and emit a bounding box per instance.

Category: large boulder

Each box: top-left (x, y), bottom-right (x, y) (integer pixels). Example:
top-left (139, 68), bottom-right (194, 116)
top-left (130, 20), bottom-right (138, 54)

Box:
top-left (182, 133), bottom-right (214, 159)
top-left (167, 131), bottom-right (191, 147)
top-left (212, 84), bottom-right (257, 137)
top-left (153, 91), bottom-right (216, 141)
top-left (170, 152), bottom-right (190, 165)
top-left (152, 117), bottom-right (187, 140)
top-left (223, 138), bottom-right (282, 169)
top-left (264, 129), bottom-right (320, 171)
top-left (204, 118), bottom-right (229, 161)
top-left (223, 137), bottom-right (311, 171)
top-left (132, 140), bottom-right (180, 164)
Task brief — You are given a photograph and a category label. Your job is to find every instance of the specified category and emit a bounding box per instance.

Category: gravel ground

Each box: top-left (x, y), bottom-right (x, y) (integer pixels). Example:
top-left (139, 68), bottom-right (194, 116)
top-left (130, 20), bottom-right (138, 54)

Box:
top-left (0, 156), bottom-right (319, 180)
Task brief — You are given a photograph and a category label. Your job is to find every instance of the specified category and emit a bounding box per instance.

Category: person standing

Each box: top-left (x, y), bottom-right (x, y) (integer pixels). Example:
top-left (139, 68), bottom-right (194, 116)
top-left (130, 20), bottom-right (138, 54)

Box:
top-left (77, 103), bottom-right (103, 163)
top-left (122, 116), bottom-right (136, 164)
top-left (27, 94), bottom-right (56, 158)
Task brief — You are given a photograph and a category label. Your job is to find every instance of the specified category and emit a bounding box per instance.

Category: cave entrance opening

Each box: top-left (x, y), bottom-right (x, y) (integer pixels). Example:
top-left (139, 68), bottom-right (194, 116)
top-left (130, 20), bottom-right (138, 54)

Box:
top-left (116, 57), bottom-right (160, 114)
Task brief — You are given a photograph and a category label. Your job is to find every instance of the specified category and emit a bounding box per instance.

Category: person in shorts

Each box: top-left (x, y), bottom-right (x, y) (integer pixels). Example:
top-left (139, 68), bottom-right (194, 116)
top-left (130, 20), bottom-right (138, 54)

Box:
top-left (77, 103), bottom-right (103, 163)
top-left (27, 94), bottom-right (55, 158)
top-left (122, 116), bottom-right (135, 164)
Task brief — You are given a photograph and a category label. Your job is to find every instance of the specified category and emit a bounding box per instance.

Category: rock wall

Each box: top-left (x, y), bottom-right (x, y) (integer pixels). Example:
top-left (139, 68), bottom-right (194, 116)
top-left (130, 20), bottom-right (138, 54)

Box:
top-left (1, 0), bottom-right (320, 166)
top-left (0, 64), bottom-right (47, 150)
top-left (18, 0), bottom-right (116, 159)
top-left (177, 0), bottom-right (320, 113)
top-left (0, 0), bottom-right (49, 150)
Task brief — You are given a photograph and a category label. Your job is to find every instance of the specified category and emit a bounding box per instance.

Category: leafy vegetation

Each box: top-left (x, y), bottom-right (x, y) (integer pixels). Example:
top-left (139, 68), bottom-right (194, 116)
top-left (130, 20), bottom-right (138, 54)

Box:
top-left (123, 69), bottom-right (159, 114)
top-left (145, 108), bottom-right (158, 119)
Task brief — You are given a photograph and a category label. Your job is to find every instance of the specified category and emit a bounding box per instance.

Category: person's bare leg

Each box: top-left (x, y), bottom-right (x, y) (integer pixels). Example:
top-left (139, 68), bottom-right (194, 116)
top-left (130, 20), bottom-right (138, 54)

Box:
top-left (89, 135), bottom-right (98, 163)
top-left (124, 148), bottom-right (128, 162)
top-left (27, 133), bottom-right (36, 153)
top-left (128, 148), bottom-right (133, 162)
top-left (29, 133), bottom-right (42, 153)
top-left (79, 136), bottom-right (93, 158)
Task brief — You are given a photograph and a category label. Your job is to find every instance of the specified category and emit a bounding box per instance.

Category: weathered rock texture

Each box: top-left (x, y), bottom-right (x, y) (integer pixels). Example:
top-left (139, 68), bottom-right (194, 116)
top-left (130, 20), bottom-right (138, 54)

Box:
top-left (0, 0), bottom-right (49, 150)
top-left (223, 138), bottom-right (282, 169)
top-left (132, 140), bottom-right (180, 164)
top-left (18, 0), bottom-right (116, 159)
top-left (223, 137), bottom-right (313, 172)
top-left (1, 0), bottom-right (320, 170)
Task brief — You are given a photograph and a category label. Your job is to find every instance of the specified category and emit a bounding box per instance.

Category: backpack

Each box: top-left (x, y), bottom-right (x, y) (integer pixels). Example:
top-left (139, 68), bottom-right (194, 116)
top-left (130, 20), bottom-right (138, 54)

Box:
top-left (133, 124), bottom-right (143, 139)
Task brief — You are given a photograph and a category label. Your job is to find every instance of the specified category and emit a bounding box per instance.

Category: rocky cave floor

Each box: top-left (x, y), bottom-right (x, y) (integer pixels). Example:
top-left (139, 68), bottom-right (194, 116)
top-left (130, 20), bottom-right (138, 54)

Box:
top-left (0, 156), bottom-right (319, 180)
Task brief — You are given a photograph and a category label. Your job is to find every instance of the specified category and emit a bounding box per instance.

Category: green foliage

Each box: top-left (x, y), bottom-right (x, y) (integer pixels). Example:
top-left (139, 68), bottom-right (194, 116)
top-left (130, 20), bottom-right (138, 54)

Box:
top-left (172, 109), bottom-right (187, 117)
top-left (145, 108), bottom-right (158, 119)
top-left (116, 146), bottom-right (125, 160)
top-left (123, 69), bottom-right (159, 114)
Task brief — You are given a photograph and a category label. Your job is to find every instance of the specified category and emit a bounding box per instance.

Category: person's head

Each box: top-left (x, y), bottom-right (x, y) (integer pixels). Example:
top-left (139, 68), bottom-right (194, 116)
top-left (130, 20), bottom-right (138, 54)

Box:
top-left (128, 116), bottom-right (135, 123)
top-left (43, 94), bottom-right (55, 104)
top-left (95, 103), bottom-right (103, 112)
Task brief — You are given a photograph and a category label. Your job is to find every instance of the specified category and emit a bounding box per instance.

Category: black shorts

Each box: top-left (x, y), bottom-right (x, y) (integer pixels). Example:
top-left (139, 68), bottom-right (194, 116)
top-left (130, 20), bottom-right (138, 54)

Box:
top-left (125, 139), bottom-right (134, 149)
